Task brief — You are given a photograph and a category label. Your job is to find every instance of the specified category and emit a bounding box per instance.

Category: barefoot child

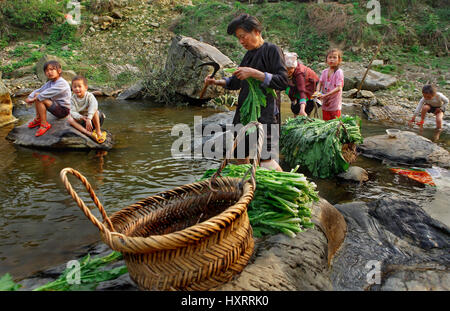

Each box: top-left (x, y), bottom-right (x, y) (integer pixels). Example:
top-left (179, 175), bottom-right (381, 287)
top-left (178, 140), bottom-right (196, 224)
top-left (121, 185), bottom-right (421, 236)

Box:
top-left (409, 84), bottom-right (448, 130)
top-left (316, 48), bottom-right (344, 121)
top-left (25, 61), bottom-right (71, 136)
top-left (68, 75), bottom-right (106, 144)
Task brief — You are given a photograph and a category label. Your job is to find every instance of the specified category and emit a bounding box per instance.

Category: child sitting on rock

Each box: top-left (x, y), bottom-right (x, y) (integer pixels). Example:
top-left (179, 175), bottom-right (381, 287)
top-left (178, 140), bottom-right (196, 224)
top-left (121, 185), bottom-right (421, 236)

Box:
top-left (68, 75), bottom-right (106, 144)
top-left (25, 60), bottom-right (71, 136)
top-left (409, 84), bottom-right (448, 131)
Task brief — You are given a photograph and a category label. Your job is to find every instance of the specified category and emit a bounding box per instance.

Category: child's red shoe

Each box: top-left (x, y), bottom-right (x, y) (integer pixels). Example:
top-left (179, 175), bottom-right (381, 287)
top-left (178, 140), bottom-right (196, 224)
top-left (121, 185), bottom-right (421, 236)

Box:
top-left (416, 120), bottom-right (424, 126)
top-left (28, 118), bottom-right (41, 128)
top-left (35, 122), bottom-right (52, 137)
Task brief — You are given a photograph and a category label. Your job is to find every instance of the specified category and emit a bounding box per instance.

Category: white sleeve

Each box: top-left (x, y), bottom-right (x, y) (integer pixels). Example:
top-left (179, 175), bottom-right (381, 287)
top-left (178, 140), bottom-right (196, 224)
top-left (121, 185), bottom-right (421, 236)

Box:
top-left (414, 98), bottom-right (425, 116)
top-left (439, 93), bottom-right (449, 111)
top-left (86, 93), bottom-right (98, 120)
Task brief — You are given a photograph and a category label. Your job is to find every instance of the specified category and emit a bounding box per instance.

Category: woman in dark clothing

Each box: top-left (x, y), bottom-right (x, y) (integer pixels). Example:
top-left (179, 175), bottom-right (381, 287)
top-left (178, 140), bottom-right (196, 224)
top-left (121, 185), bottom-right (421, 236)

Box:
top-left (204, 13), bottom-right (289, 171)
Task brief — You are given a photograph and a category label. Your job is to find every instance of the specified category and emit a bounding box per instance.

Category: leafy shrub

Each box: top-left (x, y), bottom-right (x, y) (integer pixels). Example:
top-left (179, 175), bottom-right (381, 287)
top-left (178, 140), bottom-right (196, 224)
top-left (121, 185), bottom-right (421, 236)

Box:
top-left (0, 0), bottom-right (65, 30)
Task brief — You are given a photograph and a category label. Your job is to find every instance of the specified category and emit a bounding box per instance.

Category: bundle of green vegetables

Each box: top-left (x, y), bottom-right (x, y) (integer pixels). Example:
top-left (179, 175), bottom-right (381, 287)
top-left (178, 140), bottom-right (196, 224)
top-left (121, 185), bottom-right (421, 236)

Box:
top-left (202, 164), bottom-right (319, 238)
top-left (223, 68), bottom-right (277, 126)
top-left (33, 251), bottom-right (127, 291)
top-left (281, 116), bottom-right (363, 178)
top-left (0, 251), bottom-right (128, 291)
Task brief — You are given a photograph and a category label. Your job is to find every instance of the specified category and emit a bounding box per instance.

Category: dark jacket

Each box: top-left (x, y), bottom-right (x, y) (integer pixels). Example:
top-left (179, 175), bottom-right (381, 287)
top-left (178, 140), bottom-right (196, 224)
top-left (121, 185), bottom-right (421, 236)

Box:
top-left (225, 42), bottom-right (289, 125)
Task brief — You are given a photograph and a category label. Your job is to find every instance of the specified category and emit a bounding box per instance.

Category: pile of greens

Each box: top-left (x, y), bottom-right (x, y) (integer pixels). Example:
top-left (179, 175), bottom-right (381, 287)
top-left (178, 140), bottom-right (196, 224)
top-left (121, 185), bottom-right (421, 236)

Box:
top-left (223, 68), bottom-right (277, 126)
top-left (281, 116), bottom-right (364, 178)
top-left (202, 164), bottom-right (319, 238)
top-left (0, 251), bottom-right (127, 291)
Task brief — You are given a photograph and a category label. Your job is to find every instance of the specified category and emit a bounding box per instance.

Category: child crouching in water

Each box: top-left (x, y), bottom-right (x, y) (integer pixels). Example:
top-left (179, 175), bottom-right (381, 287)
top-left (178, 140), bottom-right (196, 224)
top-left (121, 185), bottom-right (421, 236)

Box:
top-left (315, 48), bottom-right (344, 121)
top-left (409, 84), bottom-right (448, 131)
top-left (68, 75), bottom-right (107, 144)
top-left (26, 60), bottom-right (71, 136)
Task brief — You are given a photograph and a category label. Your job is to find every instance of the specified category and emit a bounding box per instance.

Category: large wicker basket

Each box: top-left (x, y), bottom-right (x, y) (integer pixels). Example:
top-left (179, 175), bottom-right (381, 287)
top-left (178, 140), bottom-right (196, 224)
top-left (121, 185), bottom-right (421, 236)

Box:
top-left (60, 122), bottom-right (263, 291)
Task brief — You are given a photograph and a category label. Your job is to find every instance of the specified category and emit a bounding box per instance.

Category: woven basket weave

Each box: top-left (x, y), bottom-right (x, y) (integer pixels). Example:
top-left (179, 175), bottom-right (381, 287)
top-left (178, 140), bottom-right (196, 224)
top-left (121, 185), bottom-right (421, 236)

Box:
top-left (60, 122), bottom-right (263, 291)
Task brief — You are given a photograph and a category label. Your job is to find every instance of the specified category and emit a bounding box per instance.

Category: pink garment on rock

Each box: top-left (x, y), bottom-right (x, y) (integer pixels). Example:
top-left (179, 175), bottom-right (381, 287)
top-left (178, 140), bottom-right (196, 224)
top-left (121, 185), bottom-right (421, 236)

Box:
top-left (319, 68), bottom-right (344, 111)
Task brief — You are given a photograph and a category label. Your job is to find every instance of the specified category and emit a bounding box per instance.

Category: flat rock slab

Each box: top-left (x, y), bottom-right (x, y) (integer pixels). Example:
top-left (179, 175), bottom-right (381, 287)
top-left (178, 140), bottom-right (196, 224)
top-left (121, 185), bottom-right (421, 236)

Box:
top-left (331, 197), bottom-right (450, 290)
top-left (6, 115), bottom-right (113, 150)
top-left (358, 131), bottom-right (450, 168)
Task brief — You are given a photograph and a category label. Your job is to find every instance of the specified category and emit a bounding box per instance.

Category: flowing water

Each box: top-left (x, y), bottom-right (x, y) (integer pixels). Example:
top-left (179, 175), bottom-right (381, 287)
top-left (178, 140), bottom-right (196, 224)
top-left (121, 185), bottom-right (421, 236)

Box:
top-left (0, 98), bottom-right (449, 281)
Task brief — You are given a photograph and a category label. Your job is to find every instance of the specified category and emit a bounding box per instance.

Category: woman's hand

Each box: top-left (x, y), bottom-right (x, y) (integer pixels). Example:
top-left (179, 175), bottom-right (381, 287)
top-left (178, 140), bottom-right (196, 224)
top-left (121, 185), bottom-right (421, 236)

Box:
top-left (204, 76), bottom-right (217, 86)
top-left (233, 67), bottom-right (264, 81)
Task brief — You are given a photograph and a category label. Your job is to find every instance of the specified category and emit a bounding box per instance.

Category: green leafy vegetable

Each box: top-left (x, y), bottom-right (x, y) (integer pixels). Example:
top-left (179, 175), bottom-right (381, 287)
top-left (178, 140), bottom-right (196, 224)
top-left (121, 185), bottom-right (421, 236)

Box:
top-left (281, 116), bottom-right (363, 178)
top-left (202, 164), bottom-right (319, 238)
top-left (33, 251), bottom-right (127, 291)
top-left (0, 273), bottom-right (21, 291)
top-left (224, 67), bottom-right (277, 127)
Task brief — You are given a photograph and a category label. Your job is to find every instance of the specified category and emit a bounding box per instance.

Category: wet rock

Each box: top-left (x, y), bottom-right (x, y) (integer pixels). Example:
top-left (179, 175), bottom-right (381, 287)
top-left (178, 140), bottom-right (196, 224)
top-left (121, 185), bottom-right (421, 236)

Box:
top-left (358, 131), bottom-right (450, 168)
top-left (117, 80), bottom-right (145, 100)
top-left (0, 79), bottom-right (18, 127)
top-left (165, 35), bottom-right (236, 100)
top-left (341, 62), bottom-right (397, 91)
top-left (337, 166), bottom-right (369, 183)
top-left (331, 197), bottom-right (450, 290)
top-left (215, 198), bottom-right (345, 290)
top-left (6, 115), bottom-right (113, 150)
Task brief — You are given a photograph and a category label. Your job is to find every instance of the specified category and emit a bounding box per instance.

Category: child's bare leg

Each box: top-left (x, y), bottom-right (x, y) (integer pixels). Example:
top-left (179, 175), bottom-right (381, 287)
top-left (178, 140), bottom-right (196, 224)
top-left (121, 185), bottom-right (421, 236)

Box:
top-left (420, 104), bottom-right (431, 123)
top-left (92, 111), bottom-right (102, 136)
top-left (35, 99), bottom-right (52, 125)
top-left (435, 109), bottom-right (443, 130)
top-left (68, 116), bottom-right (91, 136)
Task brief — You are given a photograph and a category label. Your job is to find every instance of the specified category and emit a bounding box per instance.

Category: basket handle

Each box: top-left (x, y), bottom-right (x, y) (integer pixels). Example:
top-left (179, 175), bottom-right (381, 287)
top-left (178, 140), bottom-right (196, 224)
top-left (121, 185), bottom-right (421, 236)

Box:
top-left (60, 167), bottom-right (115, 233)
top-left (210, 121), bottom-right (264, 190)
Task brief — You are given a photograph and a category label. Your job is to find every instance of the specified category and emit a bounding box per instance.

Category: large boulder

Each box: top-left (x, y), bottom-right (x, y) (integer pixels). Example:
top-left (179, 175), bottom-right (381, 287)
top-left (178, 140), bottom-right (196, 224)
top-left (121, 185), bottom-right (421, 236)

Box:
top-left (331, 197), bottom-right (450, 290)
top-left (0, 79), bottom-right (18, 127)
top-left (341, 62), bottom-right (397, 91)
top-left (358, 131), bottom-right (450, 168)
top-left (6, 114), bottom-right (113, 150)
top-left (165, 35), bottom-right (236, 100)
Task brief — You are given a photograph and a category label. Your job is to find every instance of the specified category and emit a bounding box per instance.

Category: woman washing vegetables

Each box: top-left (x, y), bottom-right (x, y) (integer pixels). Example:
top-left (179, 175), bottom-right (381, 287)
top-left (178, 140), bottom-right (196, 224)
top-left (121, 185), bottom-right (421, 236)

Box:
top-left (204, 13), bottom-right (289, 171)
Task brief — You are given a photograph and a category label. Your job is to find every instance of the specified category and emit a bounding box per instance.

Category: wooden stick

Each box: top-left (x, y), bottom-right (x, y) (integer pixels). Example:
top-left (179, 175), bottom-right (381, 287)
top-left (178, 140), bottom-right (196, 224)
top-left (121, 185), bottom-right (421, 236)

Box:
top-left (357, 40), bottom-right (383, 93)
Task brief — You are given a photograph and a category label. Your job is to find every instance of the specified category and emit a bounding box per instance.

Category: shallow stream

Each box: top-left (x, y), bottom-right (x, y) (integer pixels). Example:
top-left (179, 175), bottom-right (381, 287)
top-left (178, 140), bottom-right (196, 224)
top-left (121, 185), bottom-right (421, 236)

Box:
top-left (0, 98), bottom-right (449, 281)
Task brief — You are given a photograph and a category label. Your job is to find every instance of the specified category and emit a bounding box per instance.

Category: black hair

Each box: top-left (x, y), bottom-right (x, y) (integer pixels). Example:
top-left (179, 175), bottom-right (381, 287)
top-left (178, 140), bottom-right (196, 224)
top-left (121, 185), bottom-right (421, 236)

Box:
top-left (422, 84), bottom-right (437, 95)
top-left (43, 60), bottom-right (62, 71)
top-left (72, 75), bottom-right (88, 87)
top-left (227, 13), bottom-right (262, 36)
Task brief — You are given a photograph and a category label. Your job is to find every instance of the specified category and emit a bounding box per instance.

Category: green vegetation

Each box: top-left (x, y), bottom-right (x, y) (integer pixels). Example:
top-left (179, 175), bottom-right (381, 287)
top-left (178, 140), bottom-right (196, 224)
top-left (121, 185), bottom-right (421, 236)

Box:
top-left (0, 0), bottom-right (66, 30)
top-left (281, 116), bottom-right (364, 179)
top-left (173, 0), bottom-right (449, 66)
top-left (202, 164), bottom-right (319, 238)
top-left (0, 251), bottom-right (127, 291)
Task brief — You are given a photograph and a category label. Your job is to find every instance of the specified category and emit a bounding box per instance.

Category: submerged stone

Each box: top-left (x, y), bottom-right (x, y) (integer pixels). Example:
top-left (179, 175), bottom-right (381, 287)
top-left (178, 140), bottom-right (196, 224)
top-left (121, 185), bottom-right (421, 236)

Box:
top-left (6, 115), bottom-right (113, 150)
top-left (331, 197), bottom-right (450, 290)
